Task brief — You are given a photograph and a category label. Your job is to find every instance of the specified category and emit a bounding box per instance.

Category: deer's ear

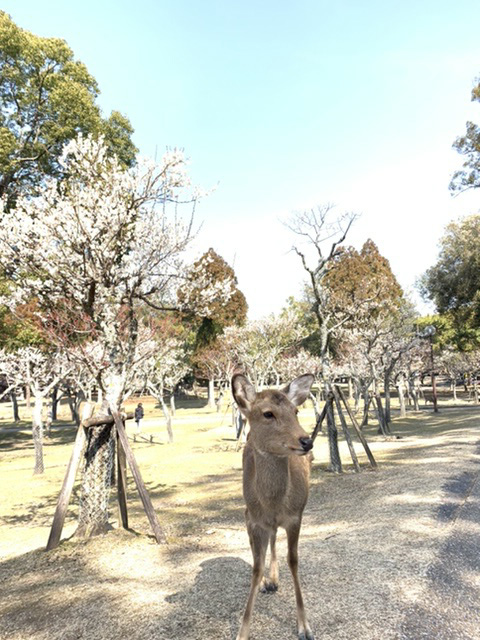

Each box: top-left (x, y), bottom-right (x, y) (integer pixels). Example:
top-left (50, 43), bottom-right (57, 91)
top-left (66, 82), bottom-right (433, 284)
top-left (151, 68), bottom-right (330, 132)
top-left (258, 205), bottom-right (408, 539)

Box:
top-left (232, 374), bottom-right (256, 414)
top-left (282, 374), bottom-right (314, 406)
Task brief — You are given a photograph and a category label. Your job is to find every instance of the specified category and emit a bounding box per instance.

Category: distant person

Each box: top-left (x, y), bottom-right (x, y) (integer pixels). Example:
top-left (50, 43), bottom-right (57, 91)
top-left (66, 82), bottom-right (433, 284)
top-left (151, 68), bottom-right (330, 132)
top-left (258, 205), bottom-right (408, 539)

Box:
top-left (134, 402), bottom-right (144, 433)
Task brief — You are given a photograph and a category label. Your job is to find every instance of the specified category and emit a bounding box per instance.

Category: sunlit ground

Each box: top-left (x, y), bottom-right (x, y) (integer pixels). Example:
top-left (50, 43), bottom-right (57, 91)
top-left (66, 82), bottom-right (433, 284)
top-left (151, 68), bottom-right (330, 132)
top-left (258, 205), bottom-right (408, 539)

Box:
top-left (0, 388), bottom-right (478, 559)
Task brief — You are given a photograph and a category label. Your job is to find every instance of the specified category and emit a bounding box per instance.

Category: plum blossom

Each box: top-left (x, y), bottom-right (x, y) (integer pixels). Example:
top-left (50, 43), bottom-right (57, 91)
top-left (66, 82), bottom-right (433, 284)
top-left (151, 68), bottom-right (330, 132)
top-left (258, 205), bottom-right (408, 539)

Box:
top-left (0, 134), bottom-right (217, 408)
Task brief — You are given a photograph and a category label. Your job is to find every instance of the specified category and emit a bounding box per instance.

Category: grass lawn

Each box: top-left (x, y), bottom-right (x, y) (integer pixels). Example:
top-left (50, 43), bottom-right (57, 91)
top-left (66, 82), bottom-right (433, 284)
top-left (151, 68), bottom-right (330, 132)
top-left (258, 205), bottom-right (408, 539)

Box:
top-left (1, 388), bottom-right (479, 640)
top-left (0, 386), bottom-right (478, 560)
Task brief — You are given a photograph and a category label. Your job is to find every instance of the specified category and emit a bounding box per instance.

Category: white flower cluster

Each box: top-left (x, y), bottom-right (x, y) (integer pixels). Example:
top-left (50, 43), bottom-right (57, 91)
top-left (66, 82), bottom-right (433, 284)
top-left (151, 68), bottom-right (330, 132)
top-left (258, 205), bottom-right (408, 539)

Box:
top-left (0, 347), bottom-right (70, 396)
top-left (0, 135), bottom-right (197, 316)
top-left (0, 135), bottom-right (203, 408)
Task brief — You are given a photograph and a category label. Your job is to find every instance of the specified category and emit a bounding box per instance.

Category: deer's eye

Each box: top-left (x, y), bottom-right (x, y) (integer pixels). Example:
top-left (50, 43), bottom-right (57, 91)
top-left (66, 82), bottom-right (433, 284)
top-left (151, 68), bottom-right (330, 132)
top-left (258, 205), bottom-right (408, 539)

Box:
top-left (263, 411), bottom-right (274, 419)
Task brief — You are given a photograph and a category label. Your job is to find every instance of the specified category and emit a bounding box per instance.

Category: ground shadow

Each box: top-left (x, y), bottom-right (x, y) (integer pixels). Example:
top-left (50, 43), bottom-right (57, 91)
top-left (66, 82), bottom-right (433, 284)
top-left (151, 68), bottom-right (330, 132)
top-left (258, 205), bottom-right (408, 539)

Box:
top-left (400, 466), bottom-right (480, 639)
top-left (0, 421), bottom-right (78, 452)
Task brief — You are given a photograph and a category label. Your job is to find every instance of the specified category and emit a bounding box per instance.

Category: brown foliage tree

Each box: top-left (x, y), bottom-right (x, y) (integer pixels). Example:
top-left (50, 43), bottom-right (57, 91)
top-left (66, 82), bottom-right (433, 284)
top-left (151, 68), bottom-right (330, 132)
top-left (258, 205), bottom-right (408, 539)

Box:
top-left (178, 248), bottom-right (248, 348)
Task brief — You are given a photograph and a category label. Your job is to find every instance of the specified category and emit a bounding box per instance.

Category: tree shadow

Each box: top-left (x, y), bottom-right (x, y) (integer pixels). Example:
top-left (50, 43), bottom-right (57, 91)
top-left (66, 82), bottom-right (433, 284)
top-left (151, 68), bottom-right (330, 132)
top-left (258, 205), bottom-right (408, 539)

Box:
top-left (0, 421), bottom-right (78, 452)
top-left (400, 469), bottom-right (480, 639)
top-left (176, 394), bottom-right (210, 410)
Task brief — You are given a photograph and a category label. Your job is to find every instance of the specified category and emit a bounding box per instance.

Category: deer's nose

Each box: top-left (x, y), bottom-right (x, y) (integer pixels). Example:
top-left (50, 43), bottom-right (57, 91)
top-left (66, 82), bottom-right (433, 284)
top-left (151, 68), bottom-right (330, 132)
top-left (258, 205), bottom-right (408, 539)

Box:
top-left (299, 437), bottom-right (313, 452)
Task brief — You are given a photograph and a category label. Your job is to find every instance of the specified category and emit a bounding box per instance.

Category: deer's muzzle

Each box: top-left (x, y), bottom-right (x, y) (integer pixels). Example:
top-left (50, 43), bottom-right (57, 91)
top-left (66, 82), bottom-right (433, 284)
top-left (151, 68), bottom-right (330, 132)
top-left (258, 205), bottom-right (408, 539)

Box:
top-left (299, 437), bottom-right (313, 453)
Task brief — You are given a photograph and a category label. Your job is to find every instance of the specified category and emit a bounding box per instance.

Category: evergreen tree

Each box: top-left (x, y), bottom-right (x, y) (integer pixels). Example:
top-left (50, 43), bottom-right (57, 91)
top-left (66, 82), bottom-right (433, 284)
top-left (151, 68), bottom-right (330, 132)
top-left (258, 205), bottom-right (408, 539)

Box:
top-left (0, 11), bottom-right (137, 207)
top-left (420, 215), bottom-right (480, 349)
top-left (450, 76), bottom-right (480, 193)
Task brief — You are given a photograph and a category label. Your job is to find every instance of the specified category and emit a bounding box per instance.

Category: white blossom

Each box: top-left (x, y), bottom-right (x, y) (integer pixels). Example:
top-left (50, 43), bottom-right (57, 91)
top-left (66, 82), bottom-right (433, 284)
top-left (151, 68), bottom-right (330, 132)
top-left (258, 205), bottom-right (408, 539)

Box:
top-left (0, 135), bottom-right (203, 408)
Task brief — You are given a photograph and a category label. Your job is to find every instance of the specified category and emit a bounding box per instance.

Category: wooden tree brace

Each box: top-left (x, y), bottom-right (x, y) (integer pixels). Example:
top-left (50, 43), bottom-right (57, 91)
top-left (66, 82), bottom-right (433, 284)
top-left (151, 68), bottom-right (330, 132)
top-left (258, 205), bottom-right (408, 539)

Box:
top-left (332, 387), bottom-right (360, 473)
top-left (112, 411), bottom-right (167, 544)
top-left (310, 393), bottom-right (333, 442)
top-left (46, 409), bottom-right (166, 551)
top-left (335, 385), bottom-right (377, 469)
top-left (82, 412), bottom-right (133, 428)
top-left (46, 423), bottom-right (87, 551)
top-left (116, 425), bottom-right (129, 531)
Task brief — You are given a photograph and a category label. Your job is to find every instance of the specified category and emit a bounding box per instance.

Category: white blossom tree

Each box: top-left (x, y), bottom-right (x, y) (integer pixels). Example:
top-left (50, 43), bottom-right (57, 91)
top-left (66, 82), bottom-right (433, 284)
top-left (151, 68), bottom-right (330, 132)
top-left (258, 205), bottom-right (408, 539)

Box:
top-left (194, 342), bottom-right (233, 409)
top-left (142, 336), bottom-right (190, 442)
top-left (276, 348), bottom-right (322, 419)
top-left (0, 349), bottom-right (20, 403)
top-left (224, 310), bottom-right (307, 388)
top-left (0, 134), bottom-right (229, 536)
top-left (0, 347), bottom-right (70, 473)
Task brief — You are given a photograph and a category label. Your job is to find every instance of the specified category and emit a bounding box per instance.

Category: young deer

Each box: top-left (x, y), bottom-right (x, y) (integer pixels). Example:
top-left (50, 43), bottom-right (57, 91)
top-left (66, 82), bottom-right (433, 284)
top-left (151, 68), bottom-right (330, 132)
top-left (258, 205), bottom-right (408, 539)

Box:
top-left (232, 373), bottom-right (315, 640)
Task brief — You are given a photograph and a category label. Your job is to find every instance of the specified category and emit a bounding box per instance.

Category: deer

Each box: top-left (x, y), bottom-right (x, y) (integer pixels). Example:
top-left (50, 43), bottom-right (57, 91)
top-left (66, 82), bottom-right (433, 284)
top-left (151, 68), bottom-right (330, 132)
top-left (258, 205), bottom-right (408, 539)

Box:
top-left (232, 373), bottom-right (315, 640)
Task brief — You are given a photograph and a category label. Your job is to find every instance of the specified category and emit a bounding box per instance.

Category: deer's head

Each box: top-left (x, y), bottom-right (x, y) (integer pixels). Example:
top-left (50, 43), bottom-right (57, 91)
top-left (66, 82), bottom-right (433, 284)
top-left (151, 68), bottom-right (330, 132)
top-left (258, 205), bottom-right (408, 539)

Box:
top-left (232, 374), bottom-right (314, 456)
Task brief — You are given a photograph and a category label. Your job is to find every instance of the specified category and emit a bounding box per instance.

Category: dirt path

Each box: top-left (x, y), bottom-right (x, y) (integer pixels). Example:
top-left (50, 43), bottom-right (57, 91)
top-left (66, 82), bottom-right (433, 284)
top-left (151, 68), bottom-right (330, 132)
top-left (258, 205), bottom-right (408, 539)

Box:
top-left (1, 409), bottom-right (480, 640)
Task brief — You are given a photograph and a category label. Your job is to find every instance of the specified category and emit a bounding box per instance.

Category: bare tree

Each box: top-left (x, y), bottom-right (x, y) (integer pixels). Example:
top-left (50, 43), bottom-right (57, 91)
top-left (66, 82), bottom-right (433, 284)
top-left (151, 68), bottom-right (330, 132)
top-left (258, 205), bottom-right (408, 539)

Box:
top-left (286, 204), bottom-right (357, 471)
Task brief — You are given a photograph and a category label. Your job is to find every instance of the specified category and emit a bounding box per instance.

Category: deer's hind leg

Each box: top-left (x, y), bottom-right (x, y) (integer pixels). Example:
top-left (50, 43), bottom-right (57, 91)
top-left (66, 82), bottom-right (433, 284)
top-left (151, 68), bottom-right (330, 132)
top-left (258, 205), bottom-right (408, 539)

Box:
top-left (237, 522), bottom-right (270, 640)
top-left (261, 528), bottom-right (279, 592)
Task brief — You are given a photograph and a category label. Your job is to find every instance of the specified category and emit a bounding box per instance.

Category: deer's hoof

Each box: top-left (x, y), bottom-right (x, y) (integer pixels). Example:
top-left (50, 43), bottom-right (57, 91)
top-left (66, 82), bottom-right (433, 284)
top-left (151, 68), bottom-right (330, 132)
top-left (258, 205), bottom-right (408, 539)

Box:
top-left (260, 578), bottom-right (278, 593)
top-left (298, 631), bottom-right (315, 640)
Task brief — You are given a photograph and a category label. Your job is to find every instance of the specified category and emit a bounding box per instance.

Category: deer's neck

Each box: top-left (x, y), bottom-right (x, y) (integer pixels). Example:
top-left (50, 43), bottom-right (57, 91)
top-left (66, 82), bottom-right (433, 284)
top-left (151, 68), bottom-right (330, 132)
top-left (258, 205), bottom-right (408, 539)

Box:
top-left (253, 449), bottom-right (289, 500)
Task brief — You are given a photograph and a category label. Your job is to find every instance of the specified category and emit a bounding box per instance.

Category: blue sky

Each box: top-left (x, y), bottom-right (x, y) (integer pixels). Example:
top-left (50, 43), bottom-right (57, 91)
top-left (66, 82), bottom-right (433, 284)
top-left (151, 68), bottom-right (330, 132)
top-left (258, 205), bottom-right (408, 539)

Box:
top-left (3, 1), bottom-right (480, 317)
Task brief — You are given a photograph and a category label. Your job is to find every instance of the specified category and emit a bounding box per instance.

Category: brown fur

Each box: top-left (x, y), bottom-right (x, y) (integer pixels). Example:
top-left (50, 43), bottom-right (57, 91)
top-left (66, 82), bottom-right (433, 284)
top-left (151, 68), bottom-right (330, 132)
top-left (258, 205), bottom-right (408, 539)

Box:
top-left (232, 374), bottom-right (315, 640)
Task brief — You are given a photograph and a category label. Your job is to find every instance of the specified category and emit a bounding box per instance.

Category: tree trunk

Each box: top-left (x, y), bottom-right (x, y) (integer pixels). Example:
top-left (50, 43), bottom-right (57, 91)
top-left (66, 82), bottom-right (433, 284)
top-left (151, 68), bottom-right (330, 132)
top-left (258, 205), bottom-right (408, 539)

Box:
top-left (170, 393), bottom-right (176, 416)
top-left (76, 371), bottom-right (123, 539)
top-left (208, 377), bottom-right (215, 409)
top-left (32, 395), bottom-right (45, 475)
top-left (353, 380), bottom-right (360, 414)
top-left (374, 392), bottom-right (390, 435)
top-left (46, 397), bottom-right (53, 436)
top-left (76, 420), bottom-right (115, 537)
top-left (361, 387), bottom-right (370, 427)
top-left (74, 393), bottom-right (85, 426)
top-left (348, 377), bottom-right (353, 399)
top-left (51, 385), bottom-right (59, 420)
top-left (326, 396), bottom-right (342, 473)
top-left (321, 340), bottom-right (342, 473)
top-left (11, 390), bottom-right (20, 422)
top-left (215, 387), bottom-right (224, 413)
top-left (397, 377), bottom-right (407, 418)
top-left (159, 396), bottom-right (174, 443)
top-left (65, 386), bottom-right (80, 425)
top-left (310, 391), bottom-right (321, 430)
top-left (384, 371), bottom-right (392, 425)
top-left (410, 378), bottom-right (420, 410)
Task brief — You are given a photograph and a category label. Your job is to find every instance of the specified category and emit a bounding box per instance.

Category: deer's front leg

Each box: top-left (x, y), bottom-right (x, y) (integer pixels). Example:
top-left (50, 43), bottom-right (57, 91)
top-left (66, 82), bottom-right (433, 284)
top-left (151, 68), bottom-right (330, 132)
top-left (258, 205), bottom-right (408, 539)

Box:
top-left (237, 523), bottom-right (270, 640)
top-left (287, 521), bottom-right (315, 640)
top-left (260, 529), bottom-right (279, 593)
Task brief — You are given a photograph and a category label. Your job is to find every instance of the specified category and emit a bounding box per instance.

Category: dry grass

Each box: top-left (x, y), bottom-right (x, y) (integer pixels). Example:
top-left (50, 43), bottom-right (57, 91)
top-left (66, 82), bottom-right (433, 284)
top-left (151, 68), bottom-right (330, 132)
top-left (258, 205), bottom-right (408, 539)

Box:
top-left (0, 393), bottom-right (479, 639)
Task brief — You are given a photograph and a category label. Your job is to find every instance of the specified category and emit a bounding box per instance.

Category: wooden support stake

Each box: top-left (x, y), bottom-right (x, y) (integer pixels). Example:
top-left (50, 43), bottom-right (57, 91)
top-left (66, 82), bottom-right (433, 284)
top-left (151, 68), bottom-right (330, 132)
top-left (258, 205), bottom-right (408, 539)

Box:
top-left (46, 424), bottom-right (87, 551)
top-left (332, 388), bottom-right (360, 473)
top-left (112, 411), bottom-right (167, 544)
top-left (117, 423), bottom-right (129, 530)
top-left (310, 395), bottom-right (331, 443)
top-left (83, 412), bottom-right (133, 428)
top-left (336, 386), bottom-right (377, 469)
